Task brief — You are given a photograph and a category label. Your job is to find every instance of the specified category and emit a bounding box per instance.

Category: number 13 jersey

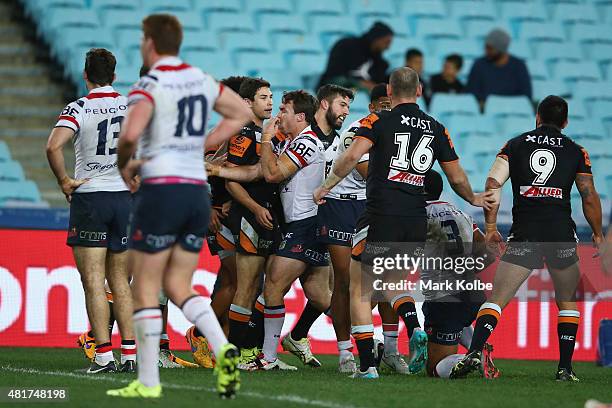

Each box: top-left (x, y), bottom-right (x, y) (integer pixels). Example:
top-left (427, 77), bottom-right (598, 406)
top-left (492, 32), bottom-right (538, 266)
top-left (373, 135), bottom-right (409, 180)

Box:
top-left (128, 56), bottom-right (222, 182)
top-left (354, 102), bottom-right (458, 217)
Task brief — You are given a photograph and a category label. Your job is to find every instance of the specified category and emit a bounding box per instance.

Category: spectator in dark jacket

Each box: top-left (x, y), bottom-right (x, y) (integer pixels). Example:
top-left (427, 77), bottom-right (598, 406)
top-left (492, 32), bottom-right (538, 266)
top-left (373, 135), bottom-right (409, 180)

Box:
top-left (430, 54), bottom-right (465, 95)
top-left (467, 28), bottom-right (531, 107)
top-left (317, 22), bottom-right (393, 91)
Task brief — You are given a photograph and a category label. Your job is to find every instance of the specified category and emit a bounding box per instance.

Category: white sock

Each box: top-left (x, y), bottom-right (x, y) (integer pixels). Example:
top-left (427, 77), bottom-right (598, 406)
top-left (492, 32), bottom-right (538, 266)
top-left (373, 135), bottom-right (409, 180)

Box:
top-left (134, 308), bottom-right (162, 387)
top-left (120, 341), bottom-right (136, 364)
top-left (382, 323), bottom-right (399, 355)
top-left (263, 304), bottom-right (285, 362)
top-left (460, 326), bottom-right (474, 349)
top-left (181, 296), bottom-right (227, 358)
top-left (338, 340), bottom-right (353, 361)
top-left (435, 354), bottom-right (464, 379)
top-left (94, 344), bottom-right (114, 365)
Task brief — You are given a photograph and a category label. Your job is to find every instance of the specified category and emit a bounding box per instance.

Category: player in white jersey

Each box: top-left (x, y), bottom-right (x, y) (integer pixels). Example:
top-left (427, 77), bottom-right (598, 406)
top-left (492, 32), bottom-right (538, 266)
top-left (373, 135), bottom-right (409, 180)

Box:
top-left (105, 15), bottom-right (253, 399)
top-left (46, 48), bottom-right (136, 374)
top-left (420, 170), bottom-right (500, 379)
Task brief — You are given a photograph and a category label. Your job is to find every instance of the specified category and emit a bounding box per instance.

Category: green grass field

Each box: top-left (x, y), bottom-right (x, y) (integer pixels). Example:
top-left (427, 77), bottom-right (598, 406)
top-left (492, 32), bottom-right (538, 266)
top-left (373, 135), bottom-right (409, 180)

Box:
top-left (0, 348), bottom-right (610, 408)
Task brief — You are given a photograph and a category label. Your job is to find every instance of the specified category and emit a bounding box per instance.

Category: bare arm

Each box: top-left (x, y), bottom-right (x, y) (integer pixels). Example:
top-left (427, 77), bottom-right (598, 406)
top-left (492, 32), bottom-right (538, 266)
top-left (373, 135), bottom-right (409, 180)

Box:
top-left (224, 165), bottom-right (273, 230)
top-left (117, 100), bottom-right (153, 170)
top-left (207, 162), bottom-right (261, 183)
top-left (355, 161), bottom-right (368, 179)
top-left (440, 160), bottom-right (476, 204)
top-left (46, 126), bottom-right (86, 202)
top-left (205, 88), bottom-right (254, 150)
top-left (576, 173), bottom-right (603, 242)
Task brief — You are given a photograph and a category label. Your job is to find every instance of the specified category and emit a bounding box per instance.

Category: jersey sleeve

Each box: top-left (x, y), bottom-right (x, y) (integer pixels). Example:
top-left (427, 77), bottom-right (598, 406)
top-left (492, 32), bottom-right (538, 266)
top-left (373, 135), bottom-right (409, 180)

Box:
top-left (127, 75), bottom-right (158, 106)
top-left (353, 113), bottom-right (380, 146)
top-left (285, 135), bottom-right (320, 169)
top-left (55, 100), bottom-right (84, 132)
top-left (436, 127), bottom-right (459, 163)
top-left (340, 125), bottom-right (369, 164)
top-left (497, 141), bottom-right (510, 159)
top-left (227, 132), bottom-right (254, 165)
top-left (576, 143), bottom-right (592, 176)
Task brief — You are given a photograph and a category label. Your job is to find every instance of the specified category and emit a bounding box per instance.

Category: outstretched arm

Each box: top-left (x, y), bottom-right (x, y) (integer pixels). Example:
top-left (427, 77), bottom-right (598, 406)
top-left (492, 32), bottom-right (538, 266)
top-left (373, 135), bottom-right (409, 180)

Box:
top-left (206, 162), bottom-right (261, 183)
top-left (440, 160), bottom-right (495, 210)
top-left (206, 87), bottom-right (254, 150)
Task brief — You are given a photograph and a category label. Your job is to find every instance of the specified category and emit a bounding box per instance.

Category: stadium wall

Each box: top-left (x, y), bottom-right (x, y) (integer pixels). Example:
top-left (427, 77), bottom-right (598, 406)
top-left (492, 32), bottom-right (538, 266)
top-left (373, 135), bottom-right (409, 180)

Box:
top-left (1, 229), bottom-right (610, 361)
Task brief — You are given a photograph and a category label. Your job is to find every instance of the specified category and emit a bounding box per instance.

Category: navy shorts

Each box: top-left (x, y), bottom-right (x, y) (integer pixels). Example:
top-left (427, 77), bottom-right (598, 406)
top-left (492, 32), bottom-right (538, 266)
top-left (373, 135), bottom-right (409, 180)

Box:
top-left (277, 216), bottom-right (329, 267)
top-left (317, 198), bottom-right (366, 247)
top-left (67, 191), bottom-right (131, 252)
top-left (130, 183), bottom-right (209, 253)
top-left (501, 220), bottom-right (579, 270)
top-left (423, 291), bottom-right (485, 346)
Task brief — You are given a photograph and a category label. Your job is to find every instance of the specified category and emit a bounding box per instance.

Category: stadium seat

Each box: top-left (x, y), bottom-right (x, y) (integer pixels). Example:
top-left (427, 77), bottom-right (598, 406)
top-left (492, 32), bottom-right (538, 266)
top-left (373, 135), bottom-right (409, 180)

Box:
top-left (432, 38), bottom-right (482, 60)
top-left (115, 27), bottom-right (140, 51)
top-left (471, 145), bottom-right (500, 172)
top-left (235, 51), bottom-right (286, 75)
top-left (195, 0), bottom-right (241, 15)
top-left (220, 32), bottom-right (272, 53)
top-left (526, 60), bottom-right (550, 81)
top-left (100, 9), bottom-right (146, 29)
top-left (351, 91), bottom-right (370, 115)
top-left (400, 0), bottom-right (447, 31)
top-left (297, 0), bottom-right (345, 17)
top-left (113, 64), bottom-right (139, 89)
top-left (532, 79), bottom-right (570, 102)
top-left (349, 0), bottom-right (396, 19)
top-left (429, 94), bottom-right (480, 119)
top-left (163, 11), bottom-right (203, 32)
top-left (553, 3), bottom-right (598, 26)
top-left (531, 42), bottom-right (583, 64)
top-left (90, 0), bottom-right (140, 12)
top-left (55, 27), bottom-right (114, 61)
top-left (205, 12), bottom-right (255, 33)
top-left (447, 115), bottom-right (497, 151)
top-left (0, 180), bottom-right (42, 204)
top-left (264, 14), bottom-right (308, 35)
top-left (485, 95), bottom-right (534, 118)
top-left (508, 40), bottom-right (532, 61)
top-left (246, 0), bottom-right (293, 18)
top-left (553, 61), bottom-right (602, 83)
top-left (289, 53), bottom-right (327, 76)
top-left (181, 32), bottom-right (219, 53)
top-left (414, 18), bottom-right (462, 41)
top-left (143, 0), bottom-right (191, 13)
top-left (570, 24), bottom-right (612, 45)
top-left (0, 142), bottom-right (11, 162)
top-left (310, 15), bottom-right (359, 49)
top-left (41, 9), bottom-right (99, 39)
top-left (518, 22), bottom-right (566, 43)
top-left (272, 34), bottom-right (324, 56)
top-left (25, 0), bottom-right (86, 24)
top-left (258, 69), bottom-right (304, 90)
top-left (590, 100), bottom-right (612, 123)
top-left (584, 43), bottom-right (612, 65)
top-left (183, 50), bottom-right (234, 79)
top-left (0, 161), bottom-right (25, 182)
top-left (464, 21), bottom-right (510, 41)
top-left (498, 116), bottom-right (535, 136)
top-left (450, 1), bottom-right (497, 21)
top-left (359, 16), bottom-right (410, 38)
top-left (500, 2), bottom-right (548, 24)
top-left (384, 38), bottom-right (426, 68)
top-left (573, 82), bottom-right (612, 103)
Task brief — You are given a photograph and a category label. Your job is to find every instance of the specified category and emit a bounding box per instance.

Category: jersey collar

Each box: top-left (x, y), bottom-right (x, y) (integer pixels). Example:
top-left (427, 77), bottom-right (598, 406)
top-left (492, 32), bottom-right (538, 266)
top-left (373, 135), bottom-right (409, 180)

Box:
top-left (151, 56), bottom-right (185, 70)
top-left (89, 85), bottom-right (115, 94)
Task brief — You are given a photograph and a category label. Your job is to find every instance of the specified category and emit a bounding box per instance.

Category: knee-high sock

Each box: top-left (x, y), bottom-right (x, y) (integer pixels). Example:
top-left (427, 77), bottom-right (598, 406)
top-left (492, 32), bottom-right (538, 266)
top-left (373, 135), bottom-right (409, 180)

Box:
top-left (469, 302), bottom-right (501, 353)
top-left (291, 301), bottom-right (326, 341)
top-left (434, 354), bottom-right (464, 378)
top-left (459, 325), bottom-right (474, 350)
top-left (263, 304), bottom-right (285, 362)
top-left (391, 295), bottom-right (420, 338)
top-left (228, 304), bottom-right (252, 350)
top-left (133, 308), bottom-right (162, 387)
top-left (557, 310), bottom-right (580, 370)
top-left (352, 324), bottom-right (375, 372)
top-left (245, 295), bottom-right (265, 349)
top-left (382, 323), bottom-right (399, 355)
top-left (182, 296), bottom-right (227, 358)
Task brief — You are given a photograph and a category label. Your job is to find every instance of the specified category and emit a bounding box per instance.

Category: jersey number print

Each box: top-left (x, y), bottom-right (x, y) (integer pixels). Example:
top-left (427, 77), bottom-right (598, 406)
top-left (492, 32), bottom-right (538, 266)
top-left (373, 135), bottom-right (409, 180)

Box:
top-left (390, 132), bottom-right (435, 173)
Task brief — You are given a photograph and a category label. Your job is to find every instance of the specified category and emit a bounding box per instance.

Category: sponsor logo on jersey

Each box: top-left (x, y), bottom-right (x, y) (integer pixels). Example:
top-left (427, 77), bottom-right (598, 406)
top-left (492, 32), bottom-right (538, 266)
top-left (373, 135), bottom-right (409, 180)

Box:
top-left (387, 169), bottom-right (425, 186)
top-left (85, 161), bottom-right (118, 172)
top-left (229, 135), bottom-right (252, 158)
top-left (519, 185), bottom-right (563, 199)
top-left (290, 244), bottom-right (303, 253)
top-left (525, 134), bottom-right (563, 146)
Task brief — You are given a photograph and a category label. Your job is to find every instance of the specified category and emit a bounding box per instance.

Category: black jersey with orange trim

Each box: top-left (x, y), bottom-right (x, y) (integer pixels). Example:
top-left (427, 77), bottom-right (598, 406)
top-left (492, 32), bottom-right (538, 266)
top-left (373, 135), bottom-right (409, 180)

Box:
top-left (205, 144), bottom-right (231, 208)
top-left (354, 102), bottom-right (458, 217)
top-left (498, 125), bottom-right (592, 222)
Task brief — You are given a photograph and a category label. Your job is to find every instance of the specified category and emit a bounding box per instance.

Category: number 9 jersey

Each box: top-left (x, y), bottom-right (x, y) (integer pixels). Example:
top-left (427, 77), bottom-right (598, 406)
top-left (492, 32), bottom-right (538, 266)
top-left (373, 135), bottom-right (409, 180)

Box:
top-left (127, 57), bottom-right (222, 182)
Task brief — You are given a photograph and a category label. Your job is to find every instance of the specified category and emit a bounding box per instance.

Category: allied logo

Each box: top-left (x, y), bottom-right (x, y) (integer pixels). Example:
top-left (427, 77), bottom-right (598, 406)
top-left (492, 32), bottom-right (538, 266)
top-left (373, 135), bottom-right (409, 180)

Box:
top-left (520, 185), bottom-right (562, 199)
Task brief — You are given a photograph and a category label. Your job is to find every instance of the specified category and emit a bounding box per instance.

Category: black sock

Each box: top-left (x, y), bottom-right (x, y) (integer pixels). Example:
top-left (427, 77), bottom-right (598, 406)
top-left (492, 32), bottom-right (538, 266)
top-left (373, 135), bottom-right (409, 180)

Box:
top-left (291, 301), bottom-right (324, 341)
top-left (558, 311), bottom-right (580, 370)
top-left (193, 327), bottom-right (204, 337)
top-left (469, 304), bottom-right (500, 353)
top-left (108, 301), bottom-right (115, 336)
top-left (355, 337), bottom-right (375, 372)
top-left (228, 304), bottom-right (252, 350)
top-left (245, 297), bottom-right (265, 349)
top-left (87, 330), bottom-right (94, 338)
top-left (393, 298), bottom-right (420, 338)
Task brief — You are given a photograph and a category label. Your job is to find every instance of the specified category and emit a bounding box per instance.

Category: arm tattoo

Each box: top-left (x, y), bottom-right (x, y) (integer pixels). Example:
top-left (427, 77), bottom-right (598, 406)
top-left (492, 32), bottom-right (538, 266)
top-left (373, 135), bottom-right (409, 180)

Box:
top-left (576, 174), bottom-right (594, 198)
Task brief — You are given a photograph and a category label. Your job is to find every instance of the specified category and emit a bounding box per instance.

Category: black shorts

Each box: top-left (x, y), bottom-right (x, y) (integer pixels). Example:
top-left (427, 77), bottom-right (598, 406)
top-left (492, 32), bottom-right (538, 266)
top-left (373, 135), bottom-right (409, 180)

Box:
top-left (317, 198), bottom-right (366, 247)
top-left (351, 212), bottom-right (427, 262)
top-left (422, 291), bottom-right (485, 346)
top-left (67, 191), bottom-right (131, 252)
top-left (501, 219), bottom-right (579, 270)
top-left (227, 201), bottom-right (281, 257)
top-left (277, 216), bottom-right (329, 267)
top-left (130, 183), bottom-right (209, 253)
top-left (206, 217), bottom-right (235, 258)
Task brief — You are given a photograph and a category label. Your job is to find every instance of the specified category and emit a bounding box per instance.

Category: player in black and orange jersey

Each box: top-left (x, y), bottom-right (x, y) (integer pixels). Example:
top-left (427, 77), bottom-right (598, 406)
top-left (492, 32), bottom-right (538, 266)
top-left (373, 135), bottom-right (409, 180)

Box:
top-left (451, 95), bottom-right (604, 382)
top-left (314, 67), bottom-right (493, 378)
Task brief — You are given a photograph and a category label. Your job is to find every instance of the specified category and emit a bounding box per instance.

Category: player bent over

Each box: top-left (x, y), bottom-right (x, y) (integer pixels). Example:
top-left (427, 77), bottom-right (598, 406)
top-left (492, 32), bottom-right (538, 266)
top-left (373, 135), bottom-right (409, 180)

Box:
top-left (46, 48), bottom-right (136, 374)
top-left (421, 170), bottom-right (500, 379)
top-left (106, 14), bottom-right (253, 398)
top-left (451, 96), bottom-right (603, 381)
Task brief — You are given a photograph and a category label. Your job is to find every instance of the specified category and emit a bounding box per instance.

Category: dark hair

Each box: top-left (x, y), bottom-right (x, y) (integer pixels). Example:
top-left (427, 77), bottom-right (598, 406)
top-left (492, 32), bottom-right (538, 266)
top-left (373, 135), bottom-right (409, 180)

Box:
top-left (139, 65), bottom-right (149, 77)
top-left (445, 54), bottom-right (463, 71)
top-left (85, 48), bottom-right (116, 86)
top-left (221, 76), bottom-right (249, 93)
top-left (424, 169), bottom-right (443, 201)
top-left (239, 77), bottom-right (271, 101)
top-left (405, 48), bottom-right (423, 61)
top-left (316, 84), bottom-right (354, 104)
top-left (537, 95), bottom-right (568, 128)
top-left (142, 14), bottom-right (182, 55)
top-left (282, 90), bottom-right (318, 125)
top-left (370, 83), bottom-right (388, 103)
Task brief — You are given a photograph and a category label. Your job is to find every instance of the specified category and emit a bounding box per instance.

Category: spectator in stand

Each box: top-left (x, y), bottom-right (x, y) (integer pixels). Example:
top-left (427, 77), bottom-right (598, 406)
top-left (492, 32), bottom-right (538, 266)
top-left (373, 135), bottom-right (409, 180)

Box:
top-left (467, 28), bottom-right (531, 108)
top-left (430, 54), bottom-right (464, 96)
top-left (318, 22), bottom-right (393, 92)
top-left (405, 48), bottom-right (430, 105)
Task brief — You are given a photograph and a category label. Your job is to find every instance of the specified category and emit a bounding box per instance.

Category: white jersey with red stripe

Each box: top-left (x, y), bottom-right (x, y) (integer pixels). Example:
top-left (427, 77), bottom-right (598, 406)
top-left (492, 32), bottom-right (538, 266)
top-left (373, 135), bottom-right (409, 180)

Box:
top-left (127, 56), bottom-right (221, 182)
top-left (327, 119), bottom-right (369, 200)
top-left (55, 86), bottom-right (128, 193)
top-left (280, 126), bottom-right (325, 222)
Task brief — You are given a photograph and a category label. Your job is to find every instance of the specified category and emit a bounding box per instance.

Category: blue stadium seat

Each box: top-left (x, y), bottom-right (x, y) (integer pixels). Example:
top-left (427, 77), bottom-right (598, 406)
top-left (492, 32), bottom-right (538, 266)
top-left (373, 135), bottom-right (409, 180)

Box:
top-left (471, 145), bottom-right (500, 172)
top-left (0, 180), bottom-right (42, 204)
top-left (310, 15), bottom-right (359, 49)
top-left (532, 79), bottom-right (570, 101)
top-left (432, 38), bottom-right (482, 60)
top-left (573, 82), bottom-right (612, 103)
top-left (518, 22), bottom-right (566, 43)
top-left (0, 161), bottom-right (25, 182)
top-left (400, 0), bottom-right (447, 30)
top-left (464, 21), bottom-right (510, 41)
top-left (349, 0), bottom-right (396, 19)
top-left (163, 12), bottom-right (203, 32)
top-left (500, 2), bottom-right (548, 24)
top-left (272, 34), bottom-right (324, 56)
top-left (115, 27), bottom-right (140, 52)
top-left (508, 40), bottom-right (532, 60)
top-left (181, 31), bottom-right (219, 53)
top-left (414, 18), bottom-right (462, 40)
top-left (264, 14), bottom-right (308, 35)
top-left (235, 51), bottom-right (285, 75)
top-left (289, 53), bottom-right (327, 76)
top-left (485, 95), bottom-right (534, 118)
top-left (526, 60), bottom-right (550, 81)
top-left (143, 0), bottom-right (191, 13)
top-left (359, 16), bottom-right (410, 38)
top-left (100, 9), bottom-right (146, 30)
top-left (553, 3), bottom-right (598, 25)
top-left (220, 32), bottom-right (271, 53)
top-left (297, 0), bottom-right (345, 17)
top-left (429, 94), bottom-right (480, 119)
top-left (570, 24), bottom-right (612, 45)
top-left (195, 0), bottom-right (241, 15)
top-left (450, 1), bottom-right (497, 21)
top-left (447, 115), bottom-right (497, 151)
top-left (384, 38), bottom-right (426, 67)
top-left (55, 27), bottom-right (114, 61)
top-left (351, 91), bottom-right (370, 115)
top-left (553, 61), bottom-right (602, 83)
top-left (41, 9), bottom-right (99, 39)
top-left (531, 42), bottom-right (583, 63)
top-left (0, 142), bottom-right (10, 162)
top-left (113, 64), bottom-right (139, 90)
top-left (26, 0), bottom-right (86, 24)
top-left (584, 43), bottom-right (612, 65)
top-left (246, 0), bottom-right (292, 17)
top-left (590, 100), bottom-right (612, 123)
top-left (257, 69), bottom-right (303, 90)
top-left (567, 98), bottom-right (588, 120)
top-left (206, 12), bottom-right (255, 33)
top-left (498, 116), bottom-right (535, 136)
top-left (90, 0), bottom-right (140, 12)
top-left (183, 50), bottom-right (235, 79)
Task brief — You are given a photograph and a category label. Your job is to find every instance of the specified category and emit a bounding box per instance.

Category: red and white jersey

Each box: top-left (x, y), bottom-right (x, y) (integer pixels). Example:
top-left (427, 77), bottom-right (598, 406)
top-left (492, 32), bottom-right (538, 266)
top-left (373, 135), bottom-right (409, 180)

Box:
top-left (327, 119), bottom-right (369, 200)
top-left (55, 86), bottom-right (128, 193)
top-left (128, 56), bottom-right (222, 182)
top-left (280, 126), bottom-right (326, 223)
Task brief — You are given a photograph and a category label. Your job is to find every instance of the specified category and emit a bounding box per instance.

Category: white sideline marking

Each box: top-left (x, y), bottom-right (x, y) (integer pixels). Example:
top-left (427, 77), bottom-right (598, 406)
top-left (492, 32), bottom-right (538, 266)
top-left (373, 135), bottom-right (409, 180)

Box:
top-left (0, 365), bottom-right (359, 408)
